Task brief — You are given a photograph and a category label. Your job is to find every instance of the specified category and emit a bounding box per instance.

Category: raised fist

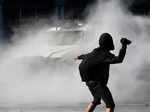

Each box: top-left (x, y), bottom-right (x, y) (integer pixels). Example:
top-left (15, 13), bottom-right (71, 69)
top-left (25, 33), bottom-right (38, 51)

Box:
top-left (120, 38), bottom-right (132, 45)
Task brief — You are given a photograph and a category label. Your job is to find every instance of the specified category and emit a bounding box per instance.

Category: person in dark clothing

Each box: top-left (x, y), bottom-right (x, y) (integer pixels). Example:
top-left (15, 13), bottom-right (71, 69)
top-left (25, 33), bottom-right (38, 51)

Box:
top-left (74, 33), bottom-right (131, 112)
top-left (54, 0), bottom-right (66, 20)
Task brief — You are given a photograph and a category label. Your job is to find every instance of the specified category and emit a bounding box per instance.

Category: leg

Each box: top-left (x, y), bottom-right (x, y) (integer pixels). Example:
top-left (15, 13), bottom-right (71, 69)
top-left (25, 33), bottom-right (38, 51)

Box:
top-left (60, 6), bottom-right (64, 20)
top-left (87, 82), bottom-right (115, 112)
top-left (101, 86), bottom-right (115, 112)
top-left (86, 81), bottom-right (101, 112)
top-left (86, 98), bottom-right (101, 112)
top-left (106, 108), bottom-right (114, 112)
top-left (86, 103), bottom-right (97, 112)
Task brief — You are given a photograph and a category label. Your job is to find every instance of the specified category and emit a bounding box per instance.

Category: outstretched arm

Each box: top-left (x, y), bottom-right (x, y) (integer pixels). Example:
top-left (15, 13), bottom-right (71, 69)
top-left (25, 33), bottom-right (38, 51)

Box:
top-left (74, 53), bottom-right (89, 60)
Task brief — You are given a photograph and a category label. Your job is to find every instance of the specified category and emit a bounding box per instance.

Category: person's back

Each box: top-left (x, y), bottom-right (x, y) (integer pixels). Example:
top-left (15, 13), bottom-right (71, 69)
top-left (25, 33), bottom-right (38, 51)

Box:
top-left (79, 47), bottom-right (111, 84)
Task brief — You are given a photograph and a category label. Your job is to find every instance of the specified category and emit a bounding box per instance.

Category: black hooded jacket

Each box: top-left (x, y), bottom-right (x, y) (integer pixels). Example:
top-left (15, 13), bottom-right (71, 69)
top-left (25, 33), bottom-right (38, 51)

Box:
top-left (78, 45), bottom-right (127, 85)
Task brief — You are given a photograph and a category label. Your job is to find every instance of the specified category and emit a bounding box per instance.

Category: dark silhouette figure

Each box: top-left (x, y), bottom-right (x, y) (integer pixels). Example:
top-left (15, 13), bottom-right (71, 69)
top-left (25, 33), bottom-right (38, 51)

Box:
top-left (54, 0), bottom-right (66, 20)
top-left (74, 33), bottom-right (131, 112)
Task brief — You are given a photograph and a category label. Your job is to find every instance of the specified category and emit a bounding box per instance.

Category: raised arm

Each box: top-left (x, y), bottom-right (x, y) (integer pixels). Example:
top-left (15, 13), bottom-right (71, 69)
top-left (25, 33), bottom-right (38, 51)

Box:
top-left (104, 45), bottom-right (127, 64)
top-left (103, 38), bottom-right (131, 64)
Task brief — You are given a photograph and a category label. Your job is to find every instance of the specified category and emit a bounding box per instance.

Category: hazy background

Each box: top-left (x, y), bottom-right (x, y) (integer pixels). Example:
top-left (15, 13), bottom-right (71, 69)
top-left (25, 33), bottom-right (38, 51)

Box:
top-left (0, 0), bottom-right (150, 107)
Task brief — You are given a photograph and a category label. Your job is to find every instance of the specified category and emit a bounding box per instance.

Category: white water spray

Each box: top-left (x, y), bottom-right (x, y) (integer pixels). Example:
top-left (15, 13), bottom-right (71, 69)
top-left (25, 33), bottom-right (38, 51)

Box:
top-left (0, 0), bottom-right (150, 107)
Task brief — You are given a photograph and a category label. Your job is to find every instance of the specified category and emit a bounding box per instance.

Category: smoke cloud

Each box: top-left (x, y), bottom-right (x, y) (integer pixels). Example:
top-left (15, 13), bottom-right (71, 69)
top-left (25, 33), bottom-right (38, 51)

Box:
top-left (85, 0), bottom-right (150, 104)
top-left (0, 0), bottom-right (150, 107)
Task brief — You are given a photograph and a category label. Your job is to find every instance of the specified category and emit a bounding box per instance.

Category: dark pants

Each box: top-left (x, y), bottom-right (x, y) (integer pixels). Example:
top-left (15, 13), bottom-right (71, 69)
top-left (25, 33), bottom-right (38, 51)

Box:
top-left (86, 81), bottom-right (115, 108)
top-left (55, 6), bottom-right (64, 20)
